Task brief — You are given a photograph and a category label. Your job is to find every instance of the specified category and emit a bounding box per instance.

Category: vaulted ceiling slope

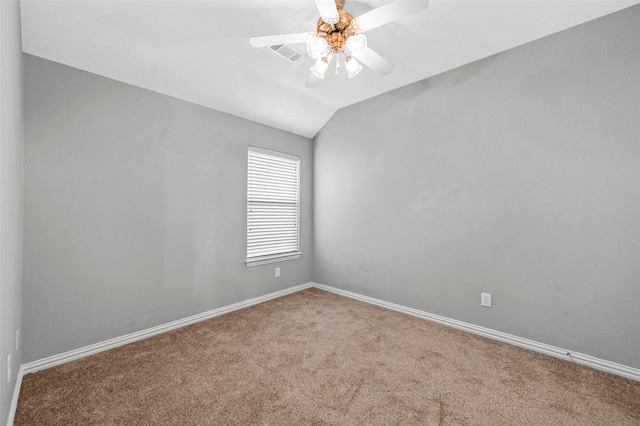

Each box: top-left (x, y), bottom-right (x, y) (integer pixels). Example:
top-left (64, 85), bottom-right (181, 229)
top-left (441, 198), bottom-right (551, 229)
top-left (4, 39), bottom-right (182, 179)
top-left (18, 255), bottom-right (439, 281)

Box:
top-left (21, 0), bottom-right (640, 138)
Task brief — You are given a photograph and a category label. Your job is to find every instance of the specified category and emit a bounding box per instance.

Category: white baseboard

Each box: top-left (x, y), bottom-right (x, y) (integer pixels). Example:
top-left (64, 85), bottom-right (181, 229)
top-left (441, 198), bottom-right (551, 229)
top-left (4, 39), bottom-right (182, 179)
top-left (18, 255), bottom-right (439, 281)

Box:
top-left (6, 365), bottom-right (24, 426)
top-left (312, 283), bottom-right (640, 382)
top-left (21, 282), bottom-right (312, 375)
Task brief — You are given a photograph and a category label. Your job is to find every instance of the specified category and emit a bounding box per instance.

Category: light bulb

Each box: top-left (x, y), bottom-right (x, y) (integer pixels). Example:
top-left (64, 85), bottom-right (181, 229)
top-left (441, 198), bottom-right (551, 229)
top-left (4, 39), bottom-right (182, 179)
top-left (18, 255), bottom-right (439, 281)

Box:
top-left (306, 34), bottom-right (328, 59)
top-left (345, 57), bottom-right (363, 78)
top-left (345, 33), bottom-right (367, 57)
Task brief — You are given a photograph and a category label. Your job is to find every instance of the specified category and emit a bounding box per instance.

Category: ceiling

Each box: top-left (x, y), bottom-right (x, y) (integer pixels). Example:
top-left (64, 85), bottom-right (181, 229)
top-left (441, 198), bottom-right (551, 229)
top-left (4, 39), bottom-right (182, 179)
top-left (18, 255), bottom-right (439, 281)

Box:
top-left (21, 0), bottom-right (640, 138)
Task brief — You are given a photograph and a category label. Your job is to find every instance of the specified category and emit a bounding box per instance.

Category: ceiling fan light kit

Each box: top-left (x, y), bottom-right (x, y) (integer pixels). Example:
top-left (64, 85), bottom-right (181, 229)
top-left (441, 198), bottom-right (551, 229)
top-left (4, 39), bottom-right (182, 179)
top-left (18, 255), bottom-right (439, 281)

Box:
top-left (306, 11), bottom-right (366, 79)
top-left (304, 1), bottom-right (367, 79)
top-left (249, 0), bottom-right (429, 84)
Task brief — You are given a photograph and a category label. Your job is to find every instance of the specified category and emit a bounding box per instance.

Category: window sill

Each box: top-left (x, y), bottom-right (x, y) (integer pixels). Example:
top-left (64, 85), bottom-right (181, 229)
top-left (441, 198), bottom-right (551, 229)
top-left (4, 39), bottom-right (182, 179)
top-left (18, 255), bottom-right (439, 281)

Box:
top-left (245, 252), bottom-right (302, 267)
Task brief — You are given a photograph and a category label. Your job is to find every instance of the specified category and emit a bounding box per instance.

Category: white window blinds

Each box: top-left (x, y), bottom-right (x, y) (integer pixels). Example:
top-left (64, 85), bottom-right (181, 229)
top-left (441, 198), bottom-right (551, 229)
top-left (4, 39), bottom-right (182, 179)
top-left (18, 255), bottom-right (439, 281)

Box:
top-left (247, 147), bottom-right (300, 264)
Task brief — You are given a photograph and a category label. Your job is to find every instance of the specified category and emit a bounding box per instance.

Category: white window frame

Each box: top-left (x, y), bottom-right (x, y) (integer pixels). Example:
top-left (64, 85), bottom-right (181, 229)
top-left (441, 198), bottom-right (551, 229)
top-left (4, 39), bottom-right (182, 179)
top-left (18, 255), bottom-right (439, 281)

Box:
top-left (245, 146), bottom-right (301, 267)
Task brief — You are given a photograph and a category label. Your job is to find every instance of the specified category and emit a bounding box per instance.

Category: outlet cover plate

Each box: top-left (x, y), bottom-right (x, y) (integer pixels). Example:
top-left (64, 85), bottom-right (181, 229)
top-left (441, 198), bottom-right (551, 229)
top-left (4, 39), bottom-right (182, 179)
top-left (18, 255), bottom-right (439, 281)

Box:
top-left (481, 293), bottom-right (492, 307)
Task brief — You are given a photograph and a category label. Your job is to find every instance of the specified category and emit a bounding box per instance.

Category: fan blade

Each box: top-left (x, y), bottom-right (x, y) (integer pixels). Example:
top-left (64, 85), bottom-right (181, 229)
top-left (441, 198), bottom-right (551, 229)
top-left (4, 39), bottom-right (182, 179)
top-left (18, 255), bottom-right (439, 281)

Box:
top-left (353, 0), bottom-right (429, 33)
top-left (314, 0), bottom-right (339, 24)
top-left (353, 47), bottom-right (394, 75)
top-left (306, 72), bottom-right (323, 87)
top-left (249, 33), bottom-right (311, 48)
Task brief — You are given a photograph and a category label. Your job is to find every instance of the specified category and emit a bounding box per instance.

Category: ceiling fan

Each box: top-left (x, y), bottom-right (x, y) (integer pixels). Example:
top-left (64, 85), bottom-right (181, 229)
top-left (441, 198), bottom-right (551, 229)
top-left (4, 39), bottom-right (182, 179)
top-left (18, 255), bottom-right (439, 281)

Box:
top-left (249, 0), bottom-right (429, 86)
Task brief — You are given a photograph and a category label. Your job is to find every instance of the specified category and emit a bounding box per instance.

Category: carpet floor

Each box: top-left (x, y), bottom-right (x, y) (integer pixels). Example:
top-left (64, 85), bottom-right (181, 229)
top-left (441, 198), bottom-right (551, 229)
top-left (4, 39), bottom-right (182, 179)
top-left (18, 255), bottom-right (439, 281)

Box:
top-left (14, 288), bottom-right (640, 425)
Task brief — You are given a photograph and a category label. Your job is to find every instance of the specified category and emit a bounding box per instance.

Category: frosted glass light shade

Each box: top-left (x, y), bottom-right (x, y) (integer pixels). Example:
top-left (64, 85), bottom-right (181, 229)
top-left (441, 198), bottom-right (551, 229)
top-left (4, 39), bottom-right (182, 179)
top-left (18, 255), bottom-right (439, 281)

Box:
top-left (306, 35), bottom-right (329, 59)
top-left (345, 33), bottom-right (367, 56)
top-left (345, 57), bottom-right (363, 78)
top-left (310, 55), bottom-right (331, 79)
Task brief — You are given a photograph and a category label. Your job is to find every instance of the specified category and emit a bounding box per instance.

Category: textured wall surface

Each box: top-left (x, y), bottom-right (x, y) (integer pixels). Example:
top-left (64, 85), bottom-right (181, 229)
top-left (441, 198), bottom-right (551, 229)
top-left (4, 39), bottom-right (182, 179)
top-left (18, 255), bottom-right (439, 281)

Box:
top-left (23, 56), bottom-right (313, 362)
top-left (1, 0), bottom-right (24, 423)
top-left (313, 7), bottom-right (640, 368)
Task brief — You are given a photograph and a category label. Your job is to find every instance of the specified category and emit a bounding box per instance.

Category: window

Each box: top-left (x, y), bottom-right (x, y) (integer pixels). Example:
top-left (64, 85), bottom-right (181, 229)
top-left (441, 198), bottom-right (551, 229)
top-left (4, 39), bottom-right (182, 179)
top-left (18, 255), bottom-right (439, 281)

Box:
top-left (246, 147), bottom-right (301, 266)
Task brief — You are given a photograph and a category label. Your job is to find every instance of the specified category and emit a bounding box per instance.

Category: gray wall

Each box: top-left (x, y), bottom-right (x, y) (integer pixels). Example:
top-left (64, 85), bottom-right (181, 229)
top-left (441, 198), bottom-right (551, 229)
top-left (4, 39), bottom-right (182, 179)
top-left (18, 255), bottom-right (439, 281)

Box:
top-left (23, 55), bottom-right (313, 362)
top-left (0, 0), bottom-right (24, 423)
top-left (313, 6), bottom-right (640, 369)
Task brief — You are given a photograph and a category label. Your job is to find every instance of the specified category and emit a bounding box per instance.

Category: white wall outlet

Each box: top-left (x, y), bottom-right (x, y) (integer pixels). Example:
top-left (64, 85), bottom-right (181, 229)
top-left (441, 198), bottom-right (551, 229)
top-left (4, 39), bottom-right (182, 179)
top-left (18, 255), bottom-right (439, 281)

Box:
top-left (7, 354), bottom-right (11, 383)
top-left (275, 267), bottom-right (280, 278)
top-left (481, 292), bottom-right (492, 307)
top-left (16, 328), bottom-right (21, 351)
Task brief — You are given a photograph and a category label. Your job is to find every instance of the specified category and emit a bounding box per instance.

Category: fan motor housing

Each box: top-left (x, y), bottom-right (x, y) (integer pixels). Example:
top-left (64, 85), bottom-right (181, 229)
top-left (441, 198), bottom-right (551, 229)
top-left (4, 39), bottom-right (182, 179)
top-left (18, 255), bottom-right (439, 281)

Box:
top-left (316, 10), bottom-right (356, 53)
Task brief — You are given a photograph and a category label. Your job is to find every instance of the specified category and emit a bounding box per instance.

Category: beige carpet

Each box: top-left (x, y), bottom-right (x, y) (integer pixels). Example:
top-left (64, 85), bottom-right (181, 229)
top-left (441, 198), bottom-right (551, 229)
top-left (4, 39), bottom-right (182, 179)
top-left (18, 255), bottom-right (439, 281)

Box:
top-left (15, 288), bottom-right (640, 425)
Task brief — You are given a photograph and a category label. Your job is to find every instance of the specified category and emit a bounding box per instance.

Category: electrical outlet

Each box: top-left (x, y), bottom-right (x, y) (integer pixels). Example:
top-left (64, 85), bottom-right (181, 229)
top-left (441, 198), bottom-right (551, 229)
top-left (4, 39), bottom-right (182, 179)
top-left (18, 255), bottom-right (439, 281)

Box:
top-left (7, 354), bottom-right (11, 383)
top-left (275, 267), bottom-right (280, 278)
top-left (481, 292), bottom-right (492, 307)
